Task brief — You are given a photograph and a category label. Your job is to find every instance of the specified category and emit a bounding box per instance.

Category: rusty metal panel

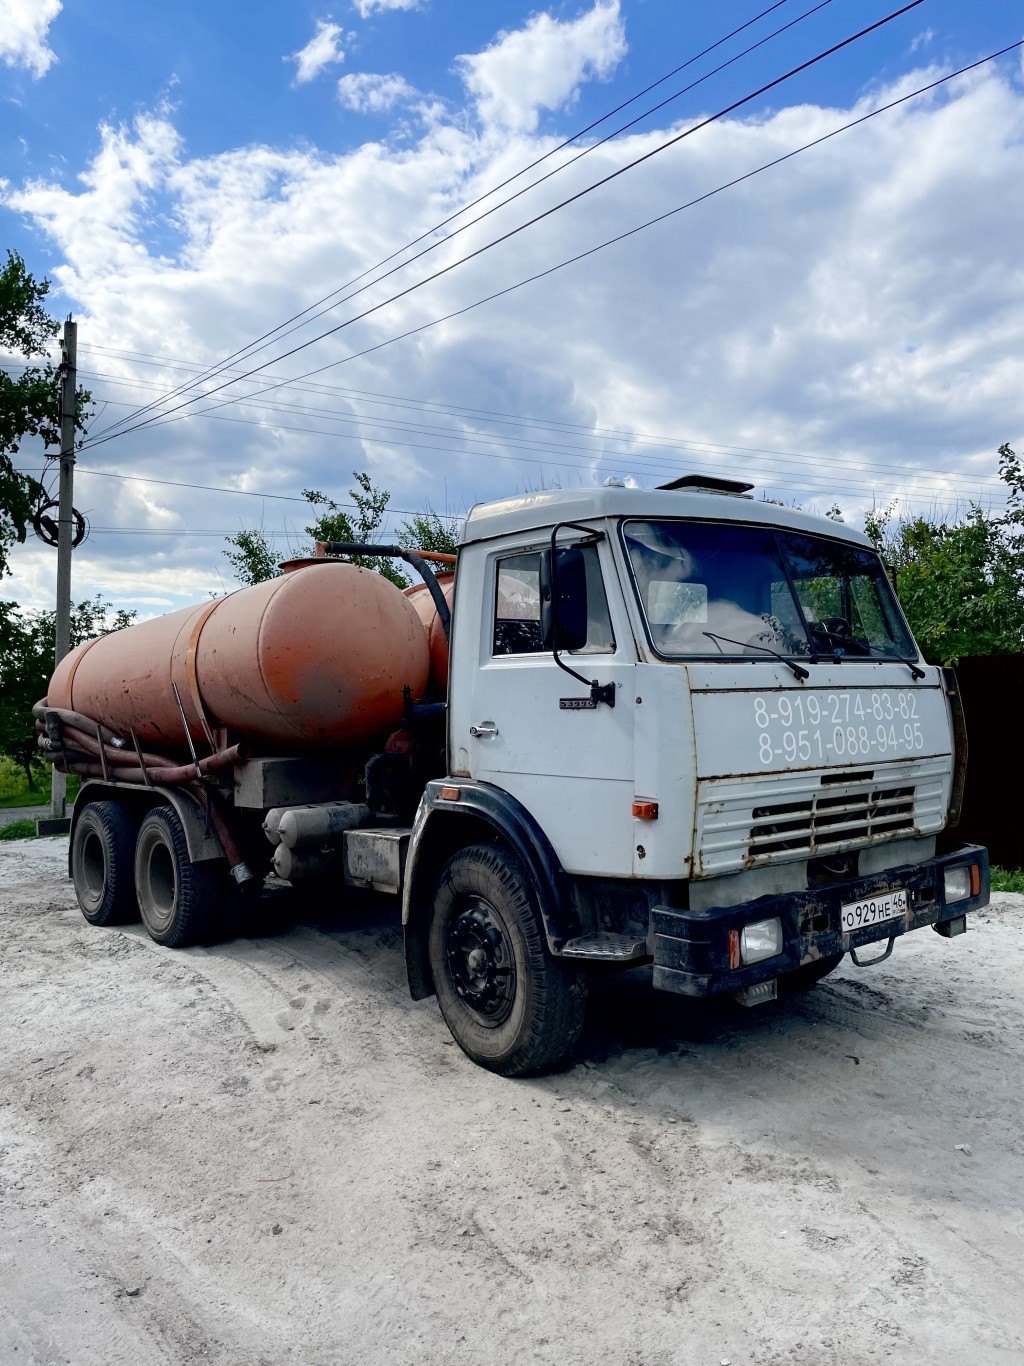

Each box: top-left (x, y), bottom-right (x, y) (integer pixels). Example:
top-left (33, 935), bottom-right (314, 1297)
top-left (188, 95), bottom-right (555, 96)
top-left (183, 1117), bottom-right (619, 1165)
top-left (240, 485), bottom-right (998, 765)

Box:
top-left (234, 757), bottom-right (355, 810)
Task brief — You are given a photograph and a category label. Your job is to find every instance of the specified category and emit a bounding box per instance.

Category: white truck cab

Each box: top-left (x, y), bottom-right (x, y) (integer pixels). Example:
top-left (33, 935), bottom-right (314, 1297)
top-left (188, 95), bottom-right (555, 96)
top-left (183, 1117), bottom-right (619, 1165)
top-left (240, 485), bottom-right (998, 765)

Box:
top-left (399, 476), bottom-right (988, 1071)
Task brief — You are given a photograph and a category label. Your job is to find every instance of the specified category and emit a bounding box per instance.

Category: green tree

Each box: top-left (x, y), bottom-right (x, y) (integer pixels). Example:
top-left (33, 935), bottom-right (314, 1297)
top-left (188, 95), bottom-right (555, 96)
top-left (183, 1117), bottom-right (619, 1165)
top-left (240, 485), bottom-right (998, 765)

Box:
top-left (224, 472), bottom-right (457, 587)
top-left (0, 250), bottom-right (91, 578)
top-left (395, 508), bottom-right (459, 556)
top-left (222, 523), bottom-right (281, 589)
top-left (865, 444), bottom-right (1024, 664)
top-left (0, 596), bottom-right (135, 787)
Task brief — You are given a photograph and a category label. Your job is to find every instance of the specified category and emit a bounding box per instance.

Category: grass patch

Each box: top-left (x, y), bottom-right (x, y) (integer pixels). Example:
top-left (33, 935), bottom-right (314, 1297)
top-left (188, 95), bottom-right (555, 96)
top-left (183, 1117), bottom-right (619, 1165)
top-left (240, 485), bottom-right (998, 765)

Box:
top-left (0, 787), bottom-right (49, 809)
top-left (0, 819), bottom-right (40, 841)
top-left (991, 865), bottom-right (1024, 893)
top-left (0, 776), bottom-right (79, 809)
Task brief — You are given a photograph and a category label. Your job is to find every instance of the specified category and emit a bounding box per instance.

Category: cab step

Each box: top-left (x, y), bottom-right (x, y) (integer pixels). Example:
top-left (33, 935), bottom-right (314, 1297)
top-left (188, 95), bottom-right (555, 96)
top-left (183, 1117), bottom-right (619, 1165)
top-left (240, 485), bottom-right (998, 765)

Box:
top-left (558, 933), bottom-right (649, 962)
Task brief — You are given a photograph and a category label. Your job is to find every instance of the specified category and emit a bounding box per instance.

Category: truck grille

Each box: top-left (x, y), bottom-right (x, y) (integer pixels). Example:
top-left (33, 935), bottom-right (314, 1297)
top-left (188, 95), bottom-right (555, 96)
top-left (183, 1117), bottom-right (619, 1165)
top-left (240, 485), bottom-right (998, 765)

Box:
top-left (750, 785), bottom-right (914, 855)
top-left (695, 757), bottom-right (948, 876)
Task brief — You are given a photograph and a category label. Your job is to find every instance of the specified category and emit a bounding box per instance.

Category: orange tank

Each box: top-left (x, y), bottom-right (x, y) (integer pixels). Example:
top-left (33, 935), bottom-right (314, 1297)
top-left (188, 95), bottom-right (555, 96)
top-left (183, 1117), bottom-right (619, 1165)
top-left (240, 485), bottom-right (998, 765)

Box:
top-left (404, 573), bottom-right (454, 696)
top-left (48, 562), bottom-right (430, 753)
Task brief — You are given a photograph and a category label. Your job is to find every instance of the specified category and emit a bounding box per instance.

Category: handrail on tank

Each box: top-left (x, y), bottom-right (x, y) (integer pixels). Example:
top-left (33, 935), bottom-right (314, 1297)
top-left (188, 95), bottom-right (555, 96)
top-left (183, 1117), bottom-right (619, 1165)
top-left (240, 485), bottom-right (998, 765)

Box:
top-left (315, 541), bottom-right (452, 641)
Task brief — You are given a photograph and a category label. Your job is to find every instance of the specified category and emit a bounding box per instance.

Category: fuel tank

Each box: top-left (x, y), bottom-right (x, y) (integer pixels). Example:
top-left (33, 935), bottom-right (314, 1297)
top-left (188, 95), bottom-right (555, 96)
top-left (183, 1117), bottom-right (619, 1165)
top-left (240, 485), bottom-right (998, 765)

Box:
top-left (403, 573), bottom-right (454, 696)
top-left (48, 562), bottom-right (430, 752)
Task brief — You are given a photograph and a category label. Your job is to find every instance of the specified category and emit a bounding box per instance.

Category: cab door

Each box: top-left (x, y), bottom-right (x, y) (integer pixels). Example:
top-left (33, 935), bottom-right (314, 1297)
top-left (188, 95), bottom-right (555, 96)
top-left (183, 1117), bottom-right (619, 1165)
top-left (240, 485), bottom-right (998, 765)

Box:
top-left (449, 535), bottom-right (636, 878)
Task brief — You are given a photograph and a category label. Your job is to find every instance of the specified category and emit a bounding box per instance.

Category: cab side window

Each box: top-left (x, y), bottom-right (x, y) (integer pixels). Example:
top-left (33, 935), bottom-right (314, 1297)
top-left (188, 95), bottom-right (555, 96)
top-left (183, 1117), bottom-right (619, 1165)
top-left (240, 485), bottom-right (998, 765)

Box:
top-left (492, 546), bottom-right (614, 656)
top-left (494, 554), bottom-right (544, 655)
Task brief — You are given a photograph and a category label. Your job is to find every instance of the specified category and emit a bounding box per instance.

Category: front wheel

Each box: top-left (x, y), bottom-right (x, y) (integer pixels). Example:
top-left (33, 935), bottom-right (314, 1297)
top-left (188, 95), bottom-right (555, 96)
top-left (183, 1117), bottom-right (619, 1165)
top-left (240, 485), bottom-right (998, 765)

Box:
top-left (427, 843), bottom-right (588, 1077)
top-left (135, 806), bottom-right (224, 948)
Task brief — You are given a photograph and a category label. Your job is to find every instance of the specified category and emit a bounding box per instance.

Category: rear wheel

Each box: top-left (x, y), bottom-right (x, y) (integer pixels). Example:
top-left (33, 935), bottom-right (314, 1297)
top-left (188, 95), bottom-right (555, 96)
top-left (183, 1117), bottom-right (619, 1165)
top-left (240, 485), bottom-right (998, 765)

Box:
top-left (779, 951), bottom-right (845, 992)
top-left (428, 842), bottom-right (588, 1077)
top-left (71, 801), bottom-right (140, 926)
top-left (135, 806), bottom-right (223, 948)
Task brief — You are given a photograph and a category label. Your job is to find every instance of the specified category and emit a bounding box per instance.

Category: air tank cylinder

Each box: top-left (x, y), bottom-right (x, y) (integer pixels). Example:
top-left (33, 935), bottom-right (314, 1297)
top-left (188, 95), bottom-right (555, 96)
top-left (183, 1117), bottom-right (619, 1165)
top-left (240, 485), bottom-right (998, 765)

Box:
top-left (263, 801), bottom-right (370, 849)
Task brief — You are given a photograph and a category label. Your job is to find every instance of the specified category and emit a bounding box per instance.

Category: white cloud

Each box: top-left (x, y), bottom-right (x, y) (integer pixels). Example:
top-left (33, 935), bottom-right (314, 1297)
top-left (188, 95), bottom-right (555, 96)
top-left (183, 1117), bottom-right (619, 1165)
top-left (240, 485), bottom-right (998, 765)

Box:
top-left (0, 0), bottom-right (62, 79)
top-left (337, 72), bottom-right (418, 113)
top-left (3, 48), bottom-right (1023, 619)
top-left (353, 0), bottom-right (422, 17)
top-left (289, 20), bottom-right (346, 85)
top-left (456, 0), bottom-right (626, 132)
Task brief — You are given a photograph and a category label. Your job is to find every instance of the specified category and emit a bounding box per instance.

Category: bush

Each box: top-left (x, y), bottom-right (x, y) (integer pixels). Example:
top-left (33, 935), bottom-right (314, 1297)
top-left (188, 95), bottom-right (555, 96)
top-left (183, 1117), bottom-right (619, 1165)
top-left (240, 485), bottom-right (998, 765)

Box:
top-left (991, 866), bottom-right (1024, 893)
top-left (0, 754), bottom-right (30, 800)
top-left (0, 818), bottom-right (38, 840)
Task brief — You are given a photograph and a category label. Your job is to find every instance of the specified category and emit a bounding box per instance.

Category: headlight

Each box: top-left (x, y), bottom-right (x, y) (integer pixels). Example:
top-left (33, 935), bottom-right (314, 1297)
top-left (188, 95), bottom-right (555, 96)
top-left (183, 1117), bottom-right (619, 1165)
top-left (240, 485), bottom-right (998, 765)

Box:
top-left (740, 917), bottom-right (783, 965)
top-left (944, 866), bottom-right (972, 904)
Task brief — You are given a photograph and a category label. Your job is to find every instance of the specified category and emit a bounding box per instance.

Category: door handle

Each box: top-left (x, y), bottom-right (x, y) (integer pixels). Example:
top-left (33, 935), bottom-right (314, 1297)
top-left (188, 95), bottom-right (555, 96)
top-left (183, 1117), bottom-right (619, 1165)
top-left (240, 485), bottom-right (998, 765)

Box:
top-left (469, 723), bottom-right (499, 738)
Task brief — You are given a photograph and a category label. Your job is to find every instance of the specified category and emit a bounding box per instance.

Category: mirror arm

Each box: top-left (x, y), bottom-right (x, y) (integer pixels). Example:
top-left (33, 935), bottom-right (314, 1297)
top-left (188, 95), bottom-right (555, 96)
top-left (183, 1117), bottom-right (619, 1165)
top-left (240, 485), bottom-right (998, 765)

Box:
top-left (548, 523), bottom-right (615, 708)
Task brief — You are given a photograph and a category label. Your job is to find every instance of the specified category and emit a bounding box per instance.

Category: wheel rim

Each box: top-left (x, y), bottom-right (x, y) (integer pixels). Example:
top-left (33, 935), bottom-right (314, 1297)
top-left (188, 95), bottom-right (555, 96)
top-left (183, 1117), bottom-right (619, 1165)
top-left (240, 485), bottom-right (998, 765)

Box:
top-left (144, 838), bottom-right (177, 934)
top-left (79, 829), bottom-right (105, 909)
top-left (445, 895), bottom-right (517, 1028)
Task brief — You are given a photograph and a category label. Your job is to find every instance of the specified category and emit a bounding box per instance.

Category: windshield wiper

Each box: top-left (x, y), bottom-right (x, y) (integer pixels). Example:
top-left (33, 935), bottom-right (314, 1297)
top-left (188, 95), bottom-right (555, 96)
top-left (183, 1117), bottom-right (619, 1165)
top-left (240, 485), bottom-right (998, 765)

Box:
top-left (862, 642), bottom-right (926, 680)
top-left (807, 626), bottom-right (926, 680)
top-left (702, 631), bottom-right (809, 682)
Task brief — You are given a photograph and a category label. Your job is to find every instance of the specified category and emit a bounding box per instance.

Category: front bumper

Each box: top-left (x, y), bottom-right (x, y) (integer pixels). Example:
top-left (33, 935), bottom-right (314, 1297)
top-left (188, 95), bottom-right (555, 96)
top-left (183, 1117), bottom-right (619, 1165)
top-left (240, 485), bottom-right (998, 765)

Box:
top-left (651, 843), bottom-right (989, 997)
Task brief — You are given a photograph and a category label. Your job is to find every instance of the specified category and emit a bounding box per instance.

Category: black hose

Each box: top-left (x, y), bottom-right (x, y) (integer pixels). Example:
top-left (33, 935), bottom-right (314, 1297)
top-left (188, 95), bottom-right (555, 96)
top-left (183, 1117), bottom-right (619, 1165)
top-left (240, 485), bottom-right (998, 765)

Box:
top-left (316, 541), bottom-right (451, 640)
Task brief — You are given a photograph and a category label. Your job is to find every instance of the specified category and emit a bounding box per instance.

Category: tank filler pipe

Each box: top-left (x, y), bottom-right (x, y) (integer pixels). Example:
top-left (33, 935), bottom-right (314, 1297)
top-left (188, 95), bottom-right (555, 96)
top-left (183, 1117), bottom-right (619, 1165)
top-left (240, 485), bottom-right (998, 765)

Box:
top-left (315, 541), bottom-right (452, 641)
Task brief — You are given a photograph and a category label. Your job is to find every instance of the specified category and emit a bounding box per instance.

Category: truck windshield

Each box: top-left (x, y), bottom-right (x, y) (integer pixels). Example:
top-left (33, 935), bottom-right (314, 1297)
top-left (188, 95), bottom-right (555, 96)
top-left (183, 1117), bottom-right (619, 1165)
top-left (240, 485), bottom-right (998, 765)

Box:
top-left (622, 520), bottom-right (916, 662)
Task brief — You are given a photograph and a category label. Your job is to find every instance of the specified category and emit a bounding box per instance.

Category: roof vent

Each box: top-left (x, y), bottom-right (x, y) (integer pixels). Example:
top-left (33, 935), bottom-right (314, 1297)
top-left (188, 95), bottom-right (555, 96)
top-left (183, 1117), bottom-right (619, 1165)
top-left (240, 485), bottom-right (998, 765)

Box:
top-left (656, 474), bottom-right (754, 497)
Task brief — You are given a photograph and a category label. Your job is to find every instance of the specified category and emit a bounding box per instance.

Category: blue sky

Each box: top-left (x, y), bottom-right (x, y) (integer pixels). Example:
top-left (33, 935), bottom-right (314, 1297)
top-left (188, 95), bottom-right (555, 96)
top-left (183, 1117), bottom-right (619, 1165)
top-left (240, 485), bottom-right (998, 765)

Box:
top-left (4, 1), bottom-right (1020, 277)
top-left (1, 0), bottom-right (1023, 615)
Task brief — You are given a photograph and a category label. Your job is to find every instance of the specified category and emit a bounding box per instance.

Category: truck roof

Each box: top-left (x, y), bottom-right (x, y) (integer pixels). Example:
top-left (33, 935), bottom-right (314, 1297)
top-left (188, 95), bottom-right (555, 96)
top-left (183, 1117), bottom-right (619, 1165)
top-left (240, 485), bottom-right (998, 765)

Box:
top-left (461, 485), bottom-right (875, 549)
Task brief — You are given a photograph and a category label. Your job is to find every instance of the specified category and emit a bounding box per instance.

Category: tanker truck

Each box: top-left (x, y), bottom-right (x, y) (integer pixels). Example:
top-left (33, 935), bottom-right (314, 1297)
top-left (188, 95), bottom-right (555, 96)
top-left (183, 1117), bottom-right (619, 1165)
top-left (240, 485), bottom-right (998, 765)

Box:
top-left (37, 475), bottom-right (989, 1076)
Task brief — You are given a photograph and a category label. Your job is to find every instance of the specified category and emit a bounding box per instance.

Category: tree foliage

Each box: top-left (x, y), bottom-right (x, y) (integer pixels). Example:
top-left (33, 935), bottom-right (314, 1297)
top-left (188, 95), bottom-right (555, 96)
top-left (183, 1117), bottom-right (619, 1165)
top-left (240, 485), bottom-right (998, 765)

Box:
top-left (0, 596), bottom-right (135, 786)
top-left (0, 250), bottom-right (91, 579)
top-left (224, 471), bottom-right (458, 588)
top-left (864, 444), bottom-right (1024, 665)
top-left (395, 508), bottom-right (459, 557)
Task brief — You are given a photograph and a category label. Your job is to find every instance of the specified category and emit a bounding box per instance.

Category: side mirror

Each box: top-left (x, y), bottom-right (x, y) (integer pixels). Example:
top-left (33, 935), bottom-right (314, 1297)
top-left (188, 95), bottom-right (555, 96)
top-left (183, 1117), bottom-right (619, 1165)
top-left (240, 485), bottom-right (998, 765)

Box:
top-left (540, 547), bottom-right (589, 653)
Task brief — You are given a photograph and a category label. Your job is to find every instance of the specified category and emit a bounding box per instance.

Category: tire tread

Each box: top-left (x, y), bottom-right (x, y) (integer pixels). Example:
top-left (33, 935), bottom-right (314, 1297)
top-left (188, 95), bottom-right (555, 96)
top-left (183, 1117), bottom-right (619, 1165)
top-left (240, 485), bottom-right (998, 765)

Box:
top-left (71, 800), bottom-right (139, 926)
top-left (135, 806), bottom-right (222, 948)
top-left (429, 842), bottom-right (587, 1077)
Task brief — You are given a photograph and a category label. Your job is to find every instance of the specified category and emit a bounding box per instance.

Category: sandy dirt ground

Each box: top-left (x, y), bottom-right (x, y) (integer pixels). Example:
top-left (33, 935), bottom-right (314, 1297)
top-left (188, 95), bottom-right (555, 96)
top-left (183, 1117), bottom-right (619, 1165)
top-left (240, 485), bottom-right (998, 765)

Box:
top-left (1, 837), bottom-right (1022, 1366)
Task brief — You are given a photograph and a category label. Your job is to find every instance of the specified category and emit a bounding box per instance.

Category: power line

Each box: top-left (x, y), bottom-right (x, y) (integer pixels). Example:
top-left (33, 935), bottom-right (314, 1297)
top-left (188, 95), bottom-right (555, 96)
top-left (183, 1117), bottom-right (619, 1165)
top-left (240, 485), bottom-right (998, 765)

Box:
top-left (71, 43), bottom-right (1024, 507)
top-left (89, 0), bottom-right (810, 440)
top-left (81, 1), bottom-right (928, 451)
top-left (72, 362), bottom-right (1011, 498)
top-left (77, 343), bottom-right (1016, 494)
top-left (158, 36), bottom-right (1018, 452)
top-left (43, 466), bottom-right (460, 518)
top-left (70, 373), bottom-right (1010, 505)
top-left (14, 455), bottom-right (1009, 524)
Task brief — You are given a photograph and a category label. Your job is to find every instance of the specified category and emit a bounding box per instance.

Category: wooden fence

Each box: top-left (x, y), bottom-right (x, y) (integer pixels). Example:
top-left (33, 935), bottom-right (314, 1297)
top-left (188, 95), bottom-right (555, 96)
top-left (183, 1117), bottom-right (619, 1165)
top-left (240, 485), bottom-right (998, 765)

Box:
top-left (945, 656), bottom-right (1023, 870)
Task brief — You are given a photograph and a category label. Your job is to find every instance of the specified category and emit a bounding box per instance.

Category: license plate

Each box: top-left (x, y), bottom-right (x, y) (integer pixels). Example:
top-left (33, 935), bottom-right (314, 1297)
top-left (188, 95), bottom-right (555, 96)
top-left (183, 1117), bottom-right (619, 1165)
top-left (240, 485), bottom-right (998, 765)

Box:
top-left (840, 888), bottom-right (908, 934)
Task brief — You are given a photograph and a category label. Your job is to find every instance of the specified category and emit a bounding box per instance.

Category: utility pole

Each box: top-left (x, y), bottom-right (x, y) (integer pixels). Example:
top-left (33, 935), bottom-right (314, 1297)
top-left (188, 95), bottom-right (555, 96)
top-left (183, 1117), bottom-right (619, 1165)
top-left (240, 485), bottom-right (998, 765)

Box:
top-left (50, 316), bottom-right (77, 821)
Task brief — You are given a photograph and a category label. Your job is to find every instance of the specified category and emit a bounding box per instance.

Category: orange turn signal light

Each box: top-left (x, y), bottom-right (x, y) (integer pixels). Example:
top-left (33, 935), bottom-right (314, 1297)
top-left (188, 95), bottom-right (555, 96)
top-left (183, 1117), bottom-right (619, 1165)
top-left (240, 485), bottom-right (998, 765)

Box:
top-left (970, 864), bottom-right (981, 897)
top-left (440, 786), bottom-right (461, 802)
top-left (728, 928), bottom-right (741, 971)
top-left (632, 800), bottom-right (659, 820)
